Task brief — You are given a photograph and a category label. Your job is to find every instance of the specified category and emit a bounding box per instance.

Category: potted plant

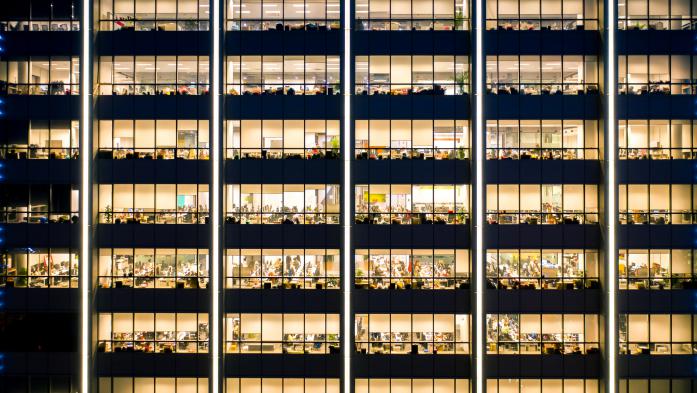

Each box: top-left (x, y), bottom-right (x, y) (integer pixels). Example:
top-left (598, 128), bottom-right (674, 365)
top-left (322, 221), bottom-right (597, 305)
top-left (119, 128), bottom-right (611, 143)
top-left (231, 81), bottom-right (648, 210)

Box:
top-left (49, 81), bottom-right (65, 95)
top-left (181, 20), bottom-right (198, 31)
top-left (104, 204), bottom-right (113, 223)
top-left (355, 268), bottom-right (366, 287)
top-left (15, 268), bottom-right (28, 287)
top-left (329, 136), bottom-right (340, 158)
top-left (455, 9), bottom-right (465, 30)
top-left (455, 72), bottom-right (468, 95)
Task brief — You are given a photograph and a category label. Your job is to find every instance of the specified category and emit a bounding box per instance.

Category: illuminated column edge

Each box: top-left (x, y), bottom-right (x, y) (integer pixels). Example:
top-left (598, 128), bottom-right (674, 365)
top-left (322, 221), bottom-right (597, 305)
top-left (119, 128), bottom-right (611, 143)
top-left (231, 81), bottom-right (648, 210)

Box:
top-left (342, 0), bottom-right (352, 391)
top-left (80, 0), bottom-right (92, 391)
top-left (474, 0), bottom-right (485, 391)
top-left (606, 0), bottom-right (618, 390)
top-left (211, 0), bottom-right (222, 391)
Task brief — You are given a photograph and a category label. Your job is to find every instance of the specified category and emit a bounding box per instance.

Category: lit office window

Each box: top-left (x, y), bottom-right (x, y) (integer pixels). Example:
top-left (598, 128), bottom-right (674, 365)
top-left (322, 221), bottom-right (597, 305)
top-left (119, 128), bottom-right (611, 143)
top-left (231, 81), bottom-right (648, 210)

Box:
top-left (99, 378), bottom-right (208, 393)
top-left (619, 184), bottom-right (696, 225)
top-left (0, 57), bottom-right (80, 95)
top-left (0, 184), bottom-right (80, 224)
top-left (98, 184), bottom-right (210, 224)
top-left (619, 120), bottom-right (695, 160)
top-left (225, 120), bottom-right (340, 159)
top-left (225, 249), bottom-right (340, 289)
top-left (486, 55), bottom-right (599, 95)
top-left (486, 379), bottom-right (599, 392)
top-left (0, 0), bottom-right (81, 32)
top-left (226, 379), bottom-right (339, 393)
top-left (97, 120), bottom-right (209, 159)
top-left (620, 314), bottom-right (697, 355)
top-left (354, 184), bottom-right (470, 224)
top-left (485, 0), bottom-right (598, 30)
top-left (355, 120), bottom-right (469, 160)
top-left (98, 0), bottom-right (211, 31)
top-left (486, 184), bottom-right (598, 224)
top-left (1, 20), bottom-right (80, 31)
top-left (355, 56), bottom-right (469, 95)
top-left (355, 379), bottom-right (470, 393)
top-left (486, 314), bottom-right (600, 354)
top-left (619, 379), bottom-right (696, 393)
top-left (1, 120), bottom-right (80, 160)
top-left (486, 120), bottom-right (598, 160)
top-left (354, 249), bottom-right (470, 289)
top-left (98, 313), bottom-right (209, 353)
top-left (354, 314), bottom-right (470, 354)
top-left (619, 249), bottom-right (697, 290)
top-left (226, 56), bottom-right (340, 95)
top-left (226, 0), bottom-right (341, 31)
top-left (224, 313), bottom-right (340, 353)
top-left (98, 248), bottom-right (209, 289)
top-left (225, 184), bottom-right (340, 224)
top-left (1, 249), bottom-right (79, 288)
top-left (98, 56), bottom-right (210, 95)
top-left (618, 0), bottom-right (697, 30)
top-left (487, 249), bottom-right (599, 290)
top-left (619, 55), bottom-right (697, 95)
top-left (355, 0), bottom-right (469, 31)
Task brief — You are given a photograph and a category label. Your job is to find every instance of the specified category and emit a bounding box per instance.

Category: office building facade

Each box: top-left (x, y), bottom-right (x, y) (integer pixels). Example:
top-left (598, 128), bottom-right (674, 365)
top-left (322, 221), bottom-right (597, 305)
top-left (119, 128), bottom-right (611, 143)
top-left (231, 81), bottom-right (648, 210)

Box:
top-left (0, 0), bottom-right (695, 392)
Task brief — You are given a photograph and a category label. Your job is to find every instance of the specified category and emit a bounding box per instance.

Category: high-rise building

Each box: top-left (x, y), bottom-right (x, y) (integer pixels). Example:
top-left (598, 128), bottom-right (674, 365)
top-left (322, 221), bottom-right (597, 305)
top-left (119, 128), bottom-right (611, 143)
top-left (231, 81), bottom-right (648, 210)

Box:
top-left (1, 0), bottom-right (696, 392)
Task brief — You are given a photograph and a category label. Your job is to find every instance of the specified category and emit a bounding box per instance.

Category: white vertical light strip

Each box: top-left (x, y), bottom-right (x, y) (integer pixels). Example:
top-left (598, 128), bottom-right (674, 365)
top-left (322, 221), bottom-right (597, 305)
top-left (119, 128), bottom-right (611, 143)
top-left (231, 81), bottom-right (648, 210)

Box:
top-left (80, 0), bottom-right (91, 390)
top-left (342, 0), bottom-right (352, 390)
top-left (474, 0), bottom-right (484, 390)
top-left (211, 0), bottom-right (222, 390)
top-left (606, 0), bottom-right (617, 390)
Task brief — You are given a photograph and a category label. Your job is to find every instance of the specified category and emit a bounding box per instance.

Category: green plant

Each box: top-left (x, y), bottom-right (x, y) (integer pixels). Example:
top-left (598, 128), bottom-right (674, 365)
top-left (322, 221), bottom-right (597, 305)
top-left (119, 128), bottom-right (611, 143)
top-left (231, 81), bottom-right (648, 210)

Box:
top-left (456, 147), bottom-right (467, 160)
top-left (455, 72), bottom-right (468, 95)
top-left (455, 9), bottom-right (465, 30)
top-left (104, 204), bottom-right (113, 223)
top-left (329, 136), bottom-right (340, 150)
top-left (356, 268), bottom-right (365, 277)
top-left (16, 268), bottom-right (28, 287)
top-left (456, 212), bottom-right (468, 224)
top-left (181, 20), bottom-right (199, 31)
